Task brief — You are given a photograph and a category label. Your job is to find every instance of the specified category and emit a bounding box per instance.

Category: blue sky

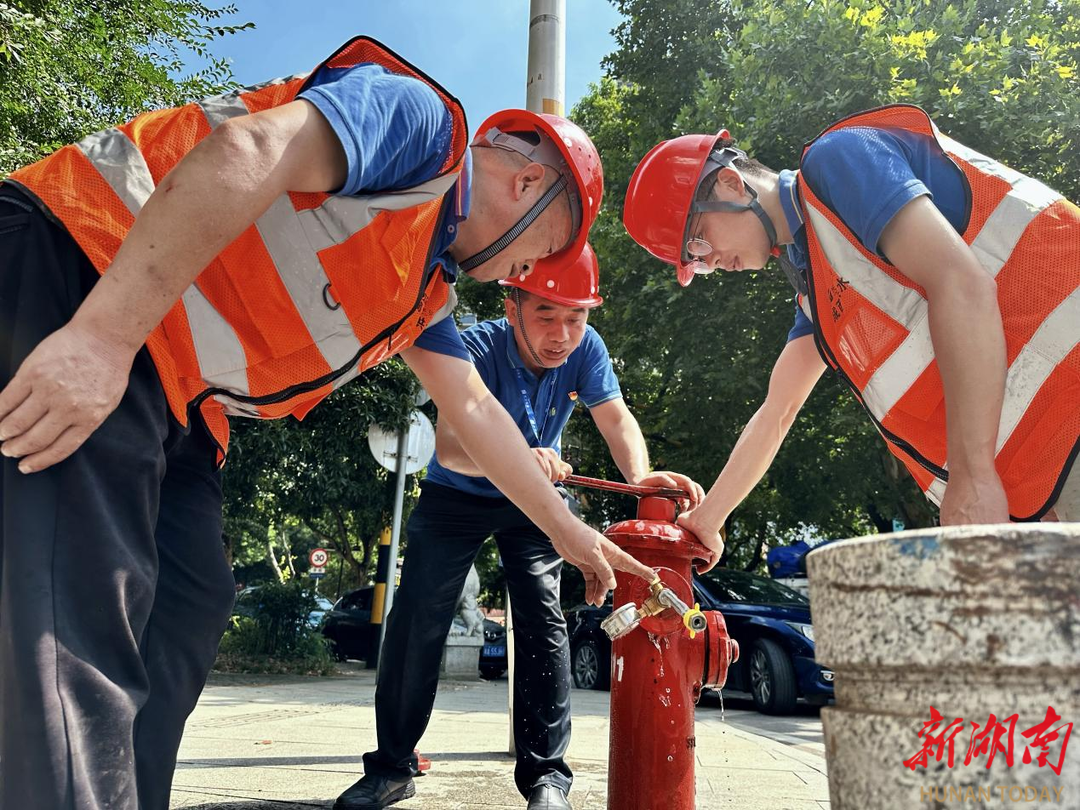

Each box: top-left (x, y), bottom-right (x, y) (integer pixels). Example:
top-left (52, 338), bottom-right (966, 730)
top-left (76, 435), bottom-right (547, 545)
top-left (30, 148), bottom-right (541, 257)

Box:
top-left (196, 1), bottom-right (624, 127)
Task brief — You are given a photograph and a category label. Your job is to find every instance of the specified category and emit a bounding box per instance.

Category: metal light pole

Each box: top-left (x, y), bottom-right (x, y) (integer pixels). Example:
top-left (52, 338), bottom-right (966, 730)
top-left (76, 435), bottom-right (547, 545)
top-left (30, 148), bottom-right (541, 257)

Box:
top-left (508, 0), bottom-right (567, 757)
top-left (526, 0), bottom-right (566, 117)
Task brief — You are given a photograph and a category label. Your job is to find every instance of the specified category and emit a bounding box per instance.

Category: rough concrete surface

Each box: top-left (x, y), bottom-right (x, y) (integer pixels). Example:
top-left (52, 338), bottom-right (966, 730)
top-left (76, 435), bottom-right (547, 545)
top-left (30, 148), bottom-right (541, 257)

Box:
top-left (809, 525), bottom-right (1080, 810)
top-left (169, 668), bottom-right (830, 810)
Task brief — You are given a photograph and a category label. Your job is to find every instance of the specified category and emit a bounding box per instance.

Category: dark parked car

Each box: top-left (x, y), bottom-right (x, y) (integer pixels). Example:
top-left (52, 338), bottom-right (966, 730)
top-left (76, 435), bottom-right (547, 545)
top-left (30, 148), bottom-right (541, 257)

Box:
top-left (321, 586), bottom-right (508, 678)
top-left (321, 587), bottom-right (379, 662)
top-left (479, 619), bottom-right (507, 680)
top-left (566, 569), bottom-right (834, 715)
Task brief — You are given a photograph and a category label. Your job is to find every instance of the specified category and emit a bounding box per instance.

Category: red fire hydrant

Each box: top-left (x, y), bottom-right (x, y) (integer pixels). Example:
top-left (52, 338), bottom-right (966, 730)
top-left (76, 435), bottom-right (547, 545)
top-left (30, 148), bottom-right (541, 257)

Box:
top-left (565, 475), bottom-right (739, 810)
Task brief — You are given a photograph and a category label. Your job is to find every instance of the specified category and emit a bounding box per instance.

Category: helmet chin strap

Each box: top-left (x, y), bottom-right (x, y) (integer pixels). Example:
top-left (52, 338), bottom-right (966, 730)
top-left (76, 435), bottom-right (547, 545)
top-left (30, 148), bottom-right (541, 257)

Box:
top-left (513, 288), bottom-right (547, 369)
top-left (691, 148), bottom-right (807, 295)
top-left (689, 146), bottom-right (779, 253)
top-left (460, 174), bottom-right (569, 273)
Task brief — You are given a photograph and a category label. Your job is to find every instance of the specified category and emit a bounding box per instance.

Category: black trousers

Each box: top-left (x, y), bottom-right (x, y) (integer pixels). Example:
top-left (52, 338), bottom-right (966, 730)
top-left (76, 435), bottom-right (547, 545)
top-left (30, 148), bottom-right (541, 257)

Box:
top-left (363, 480), bottom-right (573, 798)
top-left (0, 186), bottom-right (237, 809)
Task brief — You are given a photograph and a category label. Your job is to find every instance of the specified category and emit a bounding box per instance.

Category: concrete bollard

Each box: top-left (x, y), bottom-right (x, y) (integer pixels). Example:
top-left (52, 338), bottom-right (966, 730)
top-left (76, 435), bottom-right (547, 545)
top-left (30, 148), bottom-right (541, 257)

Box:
top-left (807, 525), bottom-right (1079, 809)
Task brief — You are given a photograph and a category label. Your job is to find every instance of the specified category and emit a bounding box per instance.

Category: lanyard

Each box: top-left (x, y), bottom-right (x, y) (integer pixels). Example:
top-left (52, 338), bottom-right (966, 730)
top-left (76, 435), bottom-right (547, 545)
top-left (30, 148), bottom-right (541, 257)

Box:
top-left (514, 367), bottom-right (558, 447)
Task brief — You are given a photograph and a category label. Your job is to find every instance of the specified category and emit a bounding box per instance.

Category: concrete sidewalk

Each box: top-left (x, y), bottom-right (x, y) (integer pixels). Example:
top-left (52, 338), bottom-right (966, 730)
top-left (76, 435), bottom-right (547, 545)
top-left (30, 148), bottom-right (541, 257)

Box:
top-left (169, 667), bottom-right (830, 810)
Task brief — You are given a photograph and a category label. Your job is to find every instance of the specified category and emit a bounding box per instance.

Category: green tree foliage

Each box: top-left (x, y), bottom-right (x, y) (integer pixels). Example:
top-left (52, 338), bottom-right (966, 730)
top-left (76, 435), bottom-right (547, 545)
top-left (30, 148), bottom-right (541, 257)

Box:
top-left (701, 0), bottom-right (1080, 200)
top-left (1, 0), bottom-right (253, 173)
top-left (569, 0), bottom-right (1078, 568)
top-left (221, 360), bottom-right (424, 596)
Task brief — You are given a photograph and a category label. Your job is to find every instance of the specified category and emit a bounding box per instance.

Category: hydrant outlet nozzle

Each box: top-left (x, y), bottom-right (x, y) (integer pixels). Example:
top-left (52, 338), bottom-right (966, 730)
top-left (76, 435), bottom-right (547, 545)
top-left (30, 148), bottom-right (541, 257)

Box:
top-left (601, 577), bottom-right (712, 641)
top-left (601, 602), bottom-right (643, 641)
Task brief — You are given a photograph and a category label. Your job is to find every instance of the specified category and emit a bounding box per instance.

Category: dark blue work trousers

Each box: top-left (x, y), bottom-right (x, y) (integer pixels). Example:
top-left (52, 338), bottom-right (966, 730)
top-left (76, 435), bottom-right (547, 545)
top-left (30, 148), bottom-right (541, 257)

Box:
top-left (363, 480), bottom-right (573, 798)
top-left (0, 185), bottom-right (237, 809)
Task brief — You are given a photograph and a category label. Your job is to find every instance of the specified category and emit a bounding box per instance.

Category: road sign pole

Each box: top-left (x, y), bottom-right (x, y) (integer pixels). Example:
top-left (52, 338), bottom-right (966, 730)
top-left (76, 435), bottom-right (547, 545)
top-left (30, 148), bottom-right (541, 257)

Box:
top-left (307, 548), bottom-right (329, 591)
top-left (376, 428), bottom-right (409, 672)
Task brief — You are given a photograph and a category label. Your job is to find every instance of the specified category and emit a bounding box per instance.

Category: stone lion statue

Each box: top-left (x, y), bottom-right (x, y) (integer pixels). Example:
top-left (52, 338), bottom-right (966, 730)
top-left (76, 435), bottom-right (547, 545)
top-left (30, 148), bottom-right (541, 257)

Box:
top-left (448, 564), bottom-right (485, 639)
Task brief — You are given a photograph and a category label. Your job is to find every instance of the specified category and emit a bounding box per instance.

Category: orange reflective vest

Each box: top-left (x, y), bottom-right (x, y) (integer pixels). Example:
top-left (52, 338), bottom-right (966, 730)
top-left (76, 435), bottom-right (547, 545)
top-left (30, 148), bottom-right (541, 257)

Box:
top-left (797, 104), bottom-right (1080, 520)
top-left (9, 37), bottom-right (467, 463)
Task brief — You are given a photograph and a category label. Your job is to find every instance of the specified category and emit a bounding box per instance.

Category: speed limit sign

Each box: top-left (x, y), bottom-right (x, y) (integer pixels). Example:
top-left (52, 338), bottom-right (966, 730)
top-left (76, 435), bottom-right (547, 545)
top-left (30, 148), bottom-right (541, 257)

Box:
top-left (309, 548), bottom-right (329, 568)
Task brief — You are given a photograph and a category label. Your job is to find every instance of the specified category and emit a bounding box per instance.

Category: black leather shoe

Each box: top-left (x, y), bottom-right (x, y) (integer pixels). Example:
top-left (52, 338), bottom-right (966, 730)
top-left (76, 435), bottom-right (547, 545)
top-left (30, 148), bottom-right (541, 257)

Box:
top-left (527, 784), bottom-right (572, 810)
top-left (334, 774), bottom-right (416, 810)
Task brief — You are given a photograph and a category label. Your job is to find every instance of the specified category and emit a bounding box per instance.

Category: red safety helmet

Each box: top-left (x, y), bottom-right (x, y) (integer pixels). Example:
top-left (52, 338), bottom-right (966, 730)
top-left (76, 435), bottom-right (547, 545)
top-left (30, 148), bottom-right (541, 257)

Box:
top-left (473, 109), bottom-right (604, 265)
top-left (500, 243), bottom-right (603, 308)
top-left (623, 129), bottom-right (731, 287)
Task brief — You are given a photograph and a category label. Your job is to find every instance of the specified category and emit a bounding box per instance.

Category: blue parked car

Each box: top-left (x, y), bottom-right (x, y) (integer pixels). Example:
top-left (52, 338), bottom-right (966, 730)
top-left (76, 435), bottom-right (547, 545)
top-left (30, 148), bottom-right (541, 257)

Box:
top-left (566, 568), bottom-right (834, 715)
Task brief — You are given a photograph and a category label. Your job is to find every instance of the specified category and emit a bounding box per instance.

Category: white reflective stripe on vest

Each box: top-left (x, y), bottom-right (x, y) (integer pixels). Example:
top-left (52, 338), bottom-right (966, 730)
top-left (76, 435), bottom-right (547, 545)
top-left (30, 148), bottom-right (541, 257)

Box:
top-left (182, 285), bottom-right (253, 398)
top-left (75, 128), bottom-right (155, 216)
top-left (937, 135), bottom-right (1023, 186)
top-left (850, 175), bottom-right (1058, 419)
top-left (967, 176), bottom-right (1061, 276)
top-left (926, 477), bottom-right (947, 506)
top-left (198, 94), bottom-right (249, 128)
top-left (428, 284), bottom-right (458, 330)
top-left (297, 173), bottom-right (460, 251)
top-left (74, 127), bottom-right (251, 398)
top-left (253, 196), bottom-right (361, 370)
top-left (807, 203), bottom-right (924, 421)
top-left (249, 170), bottom-right (459, 378)
top-left (805, 206), bottom-right (928, 335)
top-left (997, 286), bottom-right (1080, 454)
top-left (196, 73), bottom-right (309, 127)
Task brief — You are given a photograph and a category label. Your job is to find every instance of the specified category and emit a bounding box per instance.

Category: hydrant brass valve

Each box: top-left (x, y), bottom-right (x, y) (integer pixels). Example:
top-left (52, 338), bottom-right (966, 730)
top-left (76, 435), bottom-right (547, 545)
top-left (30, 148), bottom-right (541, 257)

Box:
top-left (601, 576), bottom-right (708, 641)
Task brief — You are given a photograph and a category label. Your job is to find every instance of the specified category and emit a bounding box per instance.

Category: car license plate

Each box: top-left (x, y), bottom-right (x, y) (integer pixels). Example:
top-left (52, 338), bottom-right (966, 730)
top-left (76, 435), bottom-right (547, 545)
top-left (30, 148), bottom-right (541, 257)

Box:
top-left (483, 644), bottom-right (506, 658)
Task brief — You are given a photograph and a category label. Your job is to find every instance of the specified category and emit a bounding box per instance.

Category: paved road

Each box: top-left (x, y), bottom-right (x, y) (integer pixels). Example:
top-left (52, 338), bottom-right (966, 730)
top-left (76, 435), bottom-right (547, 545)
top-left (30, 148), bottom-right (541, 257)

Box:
top-left (171, 671), bottom-right (831, 809)
top-left (491, 670), bottom-right (829, 758)
top-left (696, 689), bottom-right (826, 756)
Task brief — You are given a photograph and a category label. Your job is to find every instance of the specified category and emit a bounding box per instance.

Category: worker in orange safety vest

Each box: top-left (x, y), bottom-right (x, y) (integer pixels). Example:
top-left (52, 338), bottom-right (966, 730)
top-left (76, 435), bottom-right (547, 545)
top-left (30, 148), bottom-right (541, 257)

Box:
top-left (623, 104), bottom-right (1080, 568)
top-left (0, 36), bottom-right (652, 810)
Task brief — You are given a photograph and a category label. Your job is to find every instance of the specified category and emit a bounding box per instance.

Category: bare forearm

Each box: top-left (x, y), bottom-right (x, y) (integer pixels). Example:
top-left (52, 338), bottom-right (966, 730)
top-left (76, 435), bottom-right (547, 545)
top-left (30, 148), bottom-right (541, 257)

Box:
top-left (928, 276), bottom-right (1006, 475)
top-left (877, 196), bottom-right (1011, 523)
top-left (70, 124), bottom-right (287, 350)
top-left (434, 424), bottom-right (484, 476)
top-left (440, 392), bottom-right (573, 536)
top-left (605, 414), bottom-right (651, 485)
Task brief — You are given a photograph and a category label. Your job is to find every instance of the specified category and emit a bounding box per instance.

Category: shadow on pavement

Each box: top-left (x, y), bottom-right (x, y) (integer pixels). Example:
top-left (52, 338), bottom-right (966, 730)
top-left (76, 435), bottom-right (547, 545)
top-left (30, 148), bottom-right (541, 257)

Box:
top-left (176, 750), bottom-right (513, 770)
top-left (176, 802), bottom-right (329, 809)
top-left (176, 755), bottom-right (361, 769)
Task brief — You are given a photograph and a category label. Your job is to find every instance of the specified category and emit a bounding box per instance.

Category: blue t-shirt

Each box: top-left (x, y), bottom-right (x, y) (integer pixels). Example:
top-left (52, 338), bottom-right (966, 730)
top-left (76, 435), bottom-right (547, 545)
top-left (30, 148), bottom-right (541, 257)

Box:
top-left (425, 319), bottom-right (623, 497)
top-left (781, 126), bottom-right (969, 342)
top-left (300, 63), bottom-right (452, 197)
top-left (298, 62), bottom-right (471, 359)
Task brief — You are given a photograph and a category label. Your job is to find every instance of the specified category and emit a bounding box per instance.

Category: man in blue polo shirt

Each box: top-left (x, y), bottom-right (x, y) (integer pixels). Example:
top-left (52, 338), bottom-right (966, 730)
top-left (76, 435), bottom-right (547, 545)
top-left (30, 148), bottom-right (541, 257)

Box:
top-left (335, 245), bottom-right (704, 810)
